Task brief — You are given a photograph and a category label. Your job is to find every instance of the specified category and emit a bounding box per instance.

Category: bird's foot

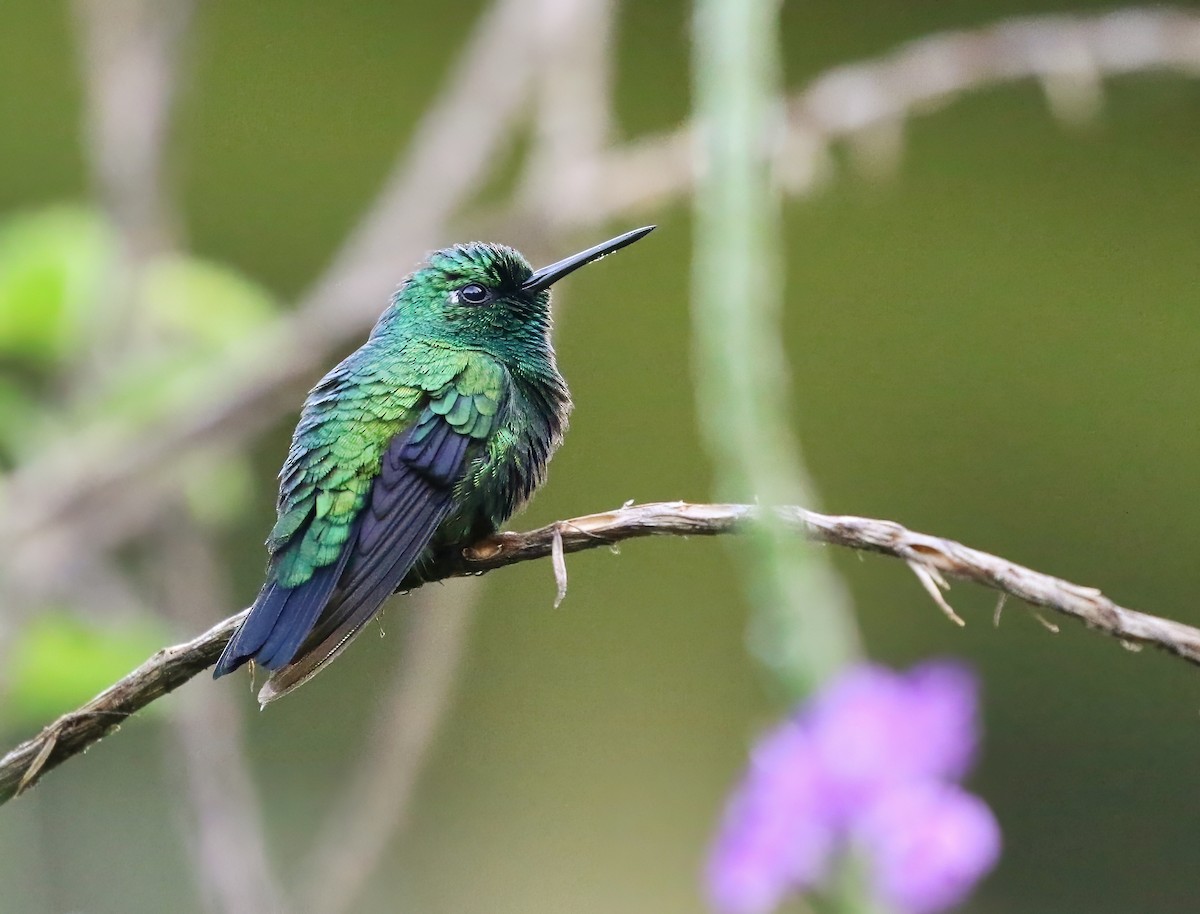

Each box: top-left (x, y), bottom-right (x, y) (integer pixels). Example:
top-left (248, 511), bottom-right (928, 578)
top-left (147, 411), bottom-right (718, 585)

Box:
top-left (463, 531), bottom-right (525, 562)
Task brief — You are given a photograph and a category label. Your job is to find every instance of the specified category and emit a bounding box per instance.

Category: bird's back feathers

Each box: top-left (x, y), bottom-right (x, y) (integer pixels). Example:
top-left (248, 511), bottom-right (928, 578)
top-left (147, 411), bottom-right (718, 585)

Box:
top-left (253, 411), bottom-right (472, 701)
top-left (212, 345), bottom-right (512, 701)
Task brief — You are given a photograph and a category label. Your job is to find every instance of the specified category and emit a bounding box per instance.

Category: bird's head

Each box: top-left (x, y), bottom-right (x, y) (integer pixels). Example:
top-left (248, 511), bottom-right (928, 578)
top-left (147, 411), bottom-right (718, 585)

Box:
top-left (379, 226), bottom-right (655, 357)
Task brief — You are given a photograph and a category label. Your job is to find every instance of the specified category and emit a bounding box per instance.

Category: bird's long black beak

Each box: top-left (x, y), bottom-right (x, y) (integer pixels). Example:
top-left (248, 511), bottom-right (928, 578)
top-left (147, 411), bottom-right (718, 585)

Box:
top-left (522, 225), bottom-right (656, 293)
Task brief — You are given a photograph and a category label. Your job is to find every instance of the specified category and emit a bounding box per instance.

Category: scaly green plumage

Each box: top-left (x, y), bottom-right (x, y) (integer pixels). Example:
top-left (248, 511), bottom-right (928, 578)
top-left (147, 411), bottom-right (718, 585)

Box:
top-left (214, 227), bottom-right (654, 702)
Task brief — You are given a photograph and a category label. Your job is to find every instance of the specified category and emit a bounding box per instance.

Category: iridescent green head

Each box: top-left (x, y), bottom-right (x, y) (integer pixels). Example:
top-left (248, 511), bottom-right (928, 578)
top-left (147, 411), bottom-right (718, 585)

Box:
top-left (378, 226), bottom-right (655, 355)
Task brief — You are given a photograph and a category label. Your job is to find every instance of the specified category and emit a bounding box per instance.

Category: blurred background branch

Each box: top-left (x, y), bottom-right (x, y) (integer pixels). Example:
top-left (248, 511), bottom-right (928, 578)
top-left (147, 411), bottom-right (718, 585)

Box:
top-left (299, 585), bottom-right (479, 914)
top-left (5, 499), bottom-right (1200, 806)
top-left (161, 520), bottom-right (288, 914)
top-left (73, 4), bottom-right (287, 911)
top-left (3, 3), bottom-right (1200, 911)
top-left (4, 7), bottom-right (1199, 603)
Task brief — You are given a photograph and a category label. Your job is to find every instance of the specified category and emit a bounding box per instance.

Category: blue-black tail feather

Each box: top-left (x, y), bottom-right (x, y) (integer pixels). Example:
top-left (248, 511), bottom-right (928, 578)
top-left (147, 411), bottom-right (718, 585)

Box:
top-left (212, 409), bottom-right (472, 687)
top-left (212, 524), bottom-right (356, 676)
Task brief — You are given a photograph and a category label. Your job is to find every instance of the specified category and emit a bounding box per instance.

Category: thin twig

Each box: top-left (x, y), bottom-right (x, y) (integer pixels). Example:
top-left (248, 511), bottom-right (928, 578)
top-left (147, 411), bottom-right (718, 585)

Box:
top-left (0, 611), bottom-right (242, 805)
top-left (6, 7), bottom-right (1199, 582)
top-left (907, 560), bottom-right (965, 627)
top-left (3, 499), bottom-right (1199, 806)
top-left (551, 523), bottom-right (569, 608)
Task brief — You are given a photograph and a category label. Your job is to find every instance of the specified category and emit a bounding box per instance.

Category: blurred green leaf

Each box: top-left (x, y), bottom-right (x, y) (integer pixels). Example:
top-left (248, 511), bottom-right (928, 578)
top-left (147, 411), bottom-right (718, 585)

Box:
top-left (140, 253), bottom-right (276, 349)
top-left (0, 206), bottom-right (113, 363)
top-left (73, 253), bottom-right (278, 427)
top-left (5, 611), bottom-right (168, 726)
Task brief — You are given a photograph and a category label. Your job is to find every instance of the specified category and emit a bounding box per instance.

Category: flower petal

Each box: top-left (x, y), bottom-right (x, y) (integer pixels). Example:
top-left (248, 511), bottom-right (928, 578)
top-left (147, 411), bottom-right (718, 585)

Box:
top-left (858, 782), bottom-right (1001, 914)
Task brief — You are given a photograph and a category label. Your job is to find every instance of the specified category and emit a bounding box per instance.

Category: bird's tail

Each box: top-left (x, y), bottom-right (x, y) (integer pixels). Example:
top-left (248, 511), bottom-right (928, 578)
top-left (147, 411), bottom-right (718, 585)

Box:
top-left (212, 543), bottom-right (353, 679)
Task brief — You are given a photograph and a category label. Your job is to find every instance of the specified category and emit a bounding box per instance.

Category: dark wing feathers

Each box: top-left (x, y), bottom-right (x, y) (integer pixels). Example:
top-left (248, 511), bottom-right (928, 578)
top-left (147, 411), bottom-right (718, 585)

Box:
top-left (251, 414), bottom-right (471, 701)
top-left (398, 411), bottom-right (470, 483)
top-left (253, 555), bottom-right (350, 669)
top-left (214, 350), bottom-right (508, 700)
top-left (285, 416), bottom-right (469, 652)
top-left (212, 505), bottom-right (357, 676)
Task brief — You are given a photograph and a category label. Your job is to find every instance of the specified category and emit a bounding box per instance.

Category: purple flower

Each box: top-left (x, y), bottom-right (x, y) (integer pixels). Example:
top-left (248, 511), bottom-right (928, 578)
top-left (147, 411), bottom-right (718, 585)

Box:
top-left (809, 661), bottom-right (978, 815)
top-left (857, 782), bottom-right (1002, 914)
top-left (706, 722), bottom-right (833, 914)
top-left (706, 660), bottom-right (998, 914)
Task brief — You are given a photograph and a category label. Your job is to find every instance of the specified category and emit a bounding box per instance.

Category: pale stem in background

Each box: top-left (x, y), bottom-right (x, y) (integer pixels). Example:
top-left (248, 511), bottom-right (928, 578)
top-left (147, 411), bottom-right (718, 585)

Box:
top-left (73, 0), bottom-right (193, 363)
top-left (6, 9), bottom-right (1200, 595)
top-left (691, 0), bottom-right (860, 695)
top-left (72, 3), bottom-right (287, 910)
top-left (73, 0), bottom-right (190, 261)
top-left (520, 0), bottom-right (616, 223)
top-left (160, 520), bottom-right (289, 914)
top-left (300, 584), bottom-right (480, 914)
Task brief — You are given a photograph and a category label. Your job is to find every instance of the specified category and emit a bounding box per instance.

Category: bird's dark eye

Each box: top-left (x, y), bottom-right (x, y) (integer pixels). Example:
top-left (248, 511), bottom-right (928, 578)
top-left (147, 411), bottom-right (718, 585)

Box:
top-left (458, 283), bottom-right (490, 305)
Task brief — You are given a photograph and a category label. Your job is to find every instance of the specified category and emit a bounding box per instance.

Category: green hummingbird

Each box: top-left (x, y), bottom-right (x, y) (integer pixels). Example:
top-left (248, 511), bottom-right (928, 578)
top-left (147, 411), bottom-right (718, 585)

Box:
top-left (214, 226), bottom-right (655, 701)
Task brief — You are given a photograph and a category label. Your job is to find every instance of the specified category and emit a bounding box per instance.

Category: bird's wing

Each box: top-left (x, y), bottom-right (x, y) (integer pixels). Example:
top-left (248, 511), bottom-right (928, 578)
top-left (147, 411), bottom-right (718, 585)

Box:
top-left (247, 353), bottom-right (506, 702)
top-left (212, 352), bottom-right (436, 679)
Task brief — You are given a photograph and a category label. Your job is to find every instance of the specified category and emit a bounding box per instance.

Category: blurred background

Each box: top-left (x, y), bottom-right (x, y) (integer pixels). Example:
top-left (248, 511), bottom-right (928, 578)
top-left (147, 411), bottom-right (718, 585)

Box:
top-left (1, 0), bottom-right (1200, 911)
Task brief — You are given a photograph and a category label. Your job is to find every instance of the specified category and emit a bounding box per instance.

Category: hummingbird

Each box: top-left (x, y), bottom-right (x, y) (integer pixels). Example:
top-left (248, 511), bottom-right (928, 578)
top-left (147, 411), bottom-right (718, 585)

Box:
top-left (213, 226), bottom-right (655, 702)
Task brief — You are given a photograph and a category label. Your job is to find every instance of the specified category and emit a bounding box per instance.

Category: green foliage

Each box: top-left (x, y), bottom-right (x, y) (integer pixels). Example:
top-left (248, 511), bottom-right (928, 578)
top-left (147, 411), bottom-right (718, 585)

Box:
top-left (0, 206), bottom-right (112, 365)
top-left (0, 203), bottom-right (281, 466)
top-left (79, 249), bottom-right (279, 426)
top-left (0, 203), bottom-right (279, 517)
top-left (140, 253), bottom-right (277, 349)
top-left (0, 208), bottom-right (280, 725)
top-left (0, 378), bottom-right (45, 465)
top-left (5, 612), bottom-right (168, 727)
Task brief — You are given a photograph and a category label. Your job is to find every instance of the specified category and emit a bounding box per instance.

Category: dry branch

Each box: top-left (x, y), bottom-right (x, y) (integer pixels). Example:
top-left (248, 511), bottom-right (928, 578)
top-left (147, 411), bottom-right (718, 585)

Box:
top-left (3, 500), bottom-right (1199, 806)
top-left (6, 7), bottom-right (1200, 585)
